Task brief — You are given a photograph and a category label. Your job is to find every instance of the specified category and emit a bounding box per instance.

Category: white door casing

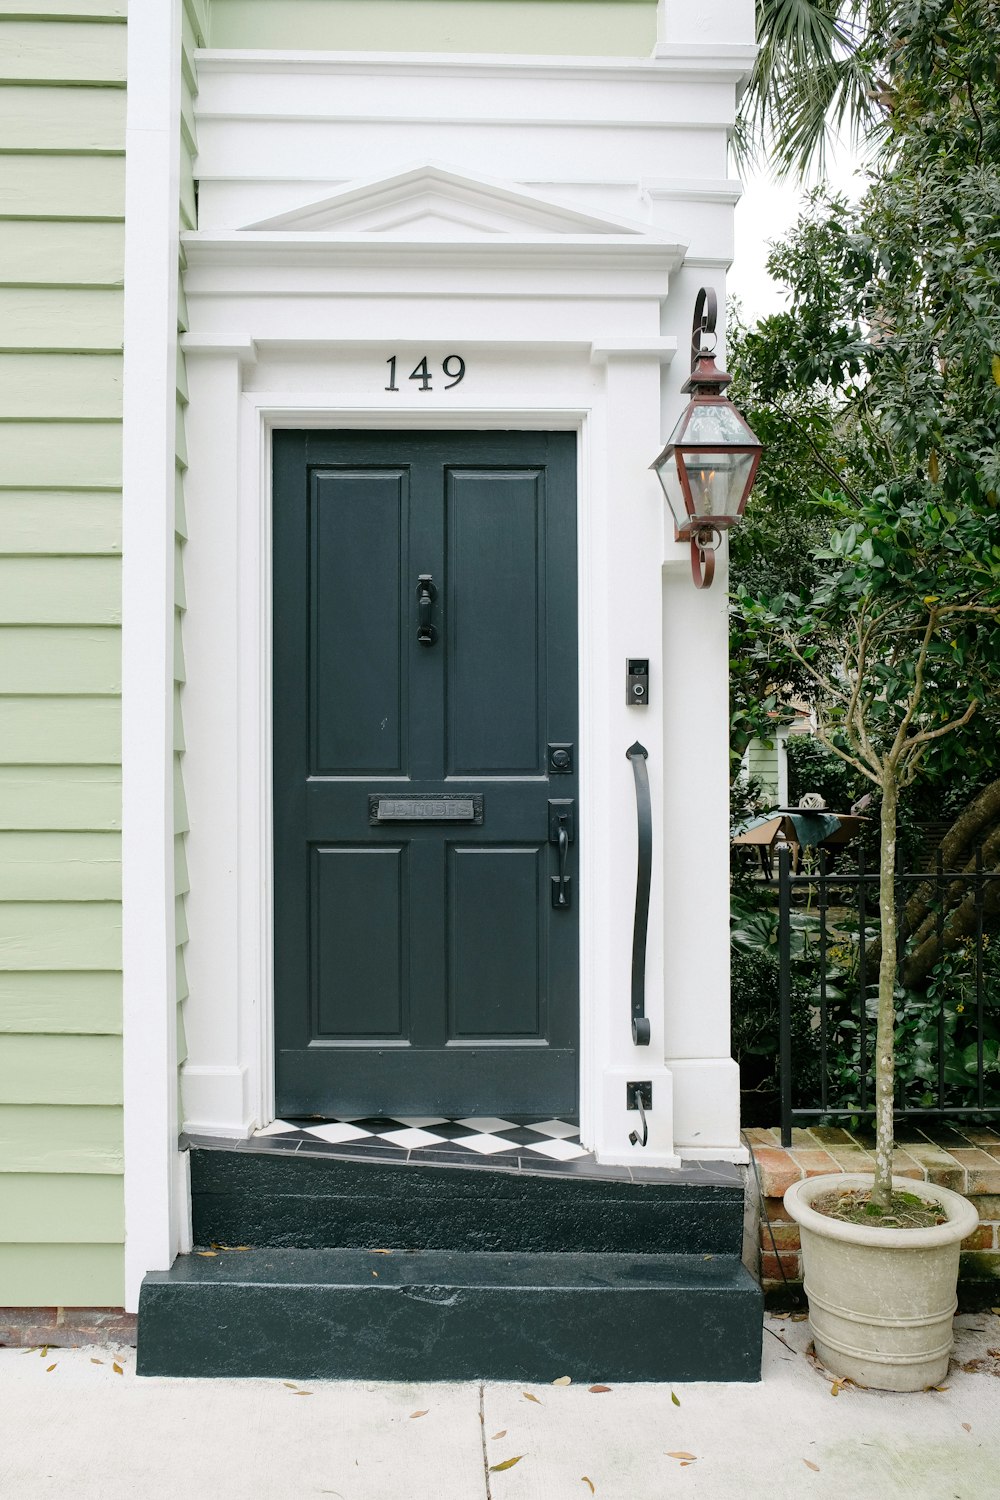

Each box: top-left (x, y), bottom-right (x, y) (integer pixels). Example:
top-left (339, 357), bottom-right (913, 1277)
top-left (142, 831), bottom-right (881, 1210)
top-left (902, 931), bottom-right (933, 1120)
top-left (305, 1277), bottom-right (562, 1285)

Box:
top-left (177, 48), bottom-right (752, 1169)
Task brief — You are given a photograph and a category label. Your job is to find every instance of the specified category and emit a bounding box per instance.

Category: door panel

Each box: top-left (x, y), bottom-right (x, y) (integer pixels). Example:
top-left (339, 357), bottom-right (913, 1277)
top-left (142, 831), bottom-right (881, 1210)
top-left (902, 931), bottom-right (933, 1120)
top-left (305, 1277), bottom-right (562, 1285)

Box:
top-left (312, 845), bottom-right (407, 1040)
top-left (447, 468), bottom-right (542, 776)
top-left (448, 844), bottom-right (543, 1040)
top-left (311, 469), bottom-right (407, 775)
top-left (273, 430), bottom-right (578, 1119)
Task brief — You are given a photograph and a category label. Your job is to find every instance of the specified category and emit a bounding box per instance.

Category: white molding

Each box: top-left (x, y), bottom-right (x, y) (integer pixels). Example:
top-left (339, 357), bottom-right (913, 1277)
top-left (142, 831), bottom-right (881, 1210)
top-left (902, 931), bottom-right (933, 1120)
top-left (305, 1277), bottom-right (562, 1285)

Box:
top-left (643, 178), bottom-right (744, 205)
top-left (182, 234), bottom-right (687, 272)
top-left (121, 0), bottom-right (183, 1313)
top-left (195, 49), bottom-right (758, 83)
top-left (590, 338), bottom-right (678, 363)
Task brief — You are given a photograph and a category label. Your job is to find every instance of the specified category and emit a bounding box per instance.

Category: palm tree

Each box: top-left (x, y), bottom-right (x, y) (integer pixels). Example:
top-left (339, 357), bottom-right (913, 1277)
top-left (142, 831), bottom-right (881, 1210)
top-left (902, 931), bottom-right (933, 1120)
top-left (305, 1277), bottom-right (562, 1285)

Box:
top-left (739, 1), bottom-right (897, 178)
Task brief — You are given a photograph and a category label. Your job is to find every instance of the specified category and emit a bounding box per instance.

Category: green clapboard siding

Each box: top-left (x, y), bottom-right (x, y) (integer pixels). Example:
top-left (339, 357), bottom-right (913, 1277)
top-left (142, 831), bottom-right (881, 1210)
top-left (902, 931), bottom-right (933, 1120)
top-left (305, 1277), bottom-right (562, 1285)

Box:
top-left (209, 0), bottom-right (658, 55)
top-left (0, 832), bottom-right (121, 899)
top-left (0, 627), bottom-right (120, 692)
top-left (0, 1104), bottom-right (122, 1172)
top-left (0, 697), bottom-right (120, 763)
top-left (0, 1243), bottom-right (123, 1304)
top-left (0, 290), bottom-right (123, 352)
top-left (0, 1173), bottom-right (123, 1242)
top-left (0, 4), bottom-right (126, 1306)
top-left (0, 557), bottom-right (119, 623)
top-left (0, 1034), bottom-right (122, 1103)
top-left (0, 423), bottom-right (123, 488)
top-left (0, 221), bottom-right (123, 286)
top-left (0, 85), bottom-right (125, 152)
top-left (1, 20), bottom-right (126, 85)
top-left (0, 492), bottom-right (121, 553)
top-left (0, 2), bottom-right (127, 16)
top-left (0, 355), bottom-right (122, 419)
top-left (0, 901), bottom-right (121, 969)
top-left (0, 155), bottom-right (124, 220)
top-left (0, 970), bottom-right (121, 1033)
top-left (0, 767), bottom-right (121, 830)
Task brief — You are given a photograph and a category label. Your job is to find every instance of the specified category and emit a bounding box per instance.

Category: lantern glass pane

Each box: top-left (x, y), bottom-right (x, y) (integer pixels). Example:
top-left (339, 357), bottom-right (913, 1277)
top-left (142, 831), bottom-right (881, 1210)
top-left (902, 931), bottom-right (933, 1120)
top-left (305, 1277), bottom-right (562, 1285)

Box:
top-left (678, 450), bottom-right (755, 518)
top-left (653, 448), bottom-right (690, 527)
top-left (676, 401), bottom-right (751, 446)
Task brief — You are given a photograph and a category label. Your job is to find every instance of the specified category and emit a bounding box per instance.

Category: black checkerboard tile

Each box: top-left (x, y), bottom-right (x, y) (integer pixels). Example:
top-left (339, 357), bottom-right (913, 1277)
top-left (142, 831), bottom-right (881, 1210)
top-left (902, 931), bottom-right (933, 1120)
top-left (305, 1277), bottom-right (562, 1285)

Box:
top-left (255, 1114), bottom-right (587, 1162)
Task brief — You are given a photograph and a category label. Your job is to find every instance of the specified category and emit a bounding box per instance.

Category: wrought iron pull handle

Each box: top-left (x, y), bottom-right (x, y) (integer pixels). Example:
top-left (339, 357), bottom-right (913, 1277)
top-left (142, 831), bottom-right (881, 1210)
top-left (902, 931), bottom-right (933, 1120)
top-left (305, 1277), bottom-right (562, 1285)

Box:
top-left (416, 574), bottom-right (438, 646)
top-left (626, 741), bottom-right (651, 1046)
top-left (548, 800), bottom-right (574, 910)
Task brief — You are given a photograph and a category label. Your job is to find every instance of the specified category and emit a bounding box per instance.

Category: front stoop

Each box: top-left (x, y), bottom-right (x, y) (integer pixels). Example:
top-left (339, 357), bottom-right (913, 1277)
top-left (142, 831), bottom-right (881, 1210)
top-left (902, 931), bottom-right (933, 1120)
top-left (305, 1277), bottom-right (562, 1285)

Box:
top-left (137, 1146), bottom-right (762, 1381)
top-left (138, 1247), bottom-right (761, 1382)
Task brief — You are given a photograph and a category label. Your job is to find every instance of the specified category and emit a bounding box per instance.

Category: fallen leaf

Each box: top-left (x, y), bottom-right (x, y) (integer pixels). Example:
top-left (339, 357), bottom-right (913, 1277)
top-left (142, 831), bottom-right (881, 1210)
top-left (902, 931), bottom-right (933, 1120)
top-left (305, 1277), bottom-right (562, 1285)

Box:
top-left (196, 1250), bottom-right (218, 1258)
top-left (666, 1452), bottom-right (697, 1461)
top-left (670, 1390), bottom-right (681, 1407)
top-left (581, 1479), bottom-right (595, 1494)
top-left (283, 1382), bottom-right (298, 1389)
top-left (771, 1311), bottom-right (790, 1320)
top-left (790, 1312), bottom-right (809, 1322)
top-left (372, 1272), bottom-right (378, 1278)
top-left (410, 1410), bottom-right (428, 1419)
top-left (990, 1307), bottom-right (1000, 1315)
top-left (294, 1391), bottom-right (313, 1397)
top-left (372, 1249), bottom-right (392, 1255)
top-left (930, 1384), bottom-right (950, 1392)
top-left (962, 1423), bottom-right (972, 1433)
top-left (680, 1462), bottom-right (695, 1468)
top-left (588, 1384), bottom-right (611, 1394)
top-left (491, 1431), bottom-right (507, 1440)
top-left (222, 1245), bottom-right (251, 1252)
top-left (703, 1254), bottom-right (712, 1260)
top-left (803, 1460), bottom-right (820, 1472)
top-left (830, 1379), bottom-right (845, 1397)
top-left (522, 1391), bottom-right (542, 1403)
top-left (489, 1456), bottom-right (524, 1473)
top-left (90, 1358), bottom-right (103, 1366)
top-left (553, 1375), bottom-right (572, 1386)
top-left (39, 1346), bottom-right (49, 1358)
top-left (113, 1362), bottom-right (123, 1376)
top-left (46, 1364), bottom-right (57, 1372)
top-left (22, 1347), bottom-right (39, 1354)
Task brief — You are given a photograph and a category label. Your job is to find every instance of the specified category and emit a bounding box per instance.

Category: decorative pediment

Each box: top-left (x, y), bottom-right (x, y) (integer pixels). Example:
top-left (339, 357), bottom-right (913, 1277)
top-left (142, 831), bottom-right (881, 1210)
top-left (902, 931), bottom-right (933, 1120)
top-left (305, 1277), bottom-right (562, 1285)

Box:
top-left (244, 164), bottom-right (653, 240)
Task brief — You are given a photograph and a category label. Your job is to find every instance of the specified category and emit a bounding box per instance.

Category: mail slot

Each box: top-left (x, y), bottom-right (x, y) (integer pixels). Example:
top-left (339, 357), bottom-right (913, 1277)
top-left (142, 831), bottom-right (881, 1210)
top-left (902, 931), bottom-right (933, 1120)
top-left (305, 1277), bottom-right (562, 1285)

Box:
top-left (369, 794), bottom-right (484, 825)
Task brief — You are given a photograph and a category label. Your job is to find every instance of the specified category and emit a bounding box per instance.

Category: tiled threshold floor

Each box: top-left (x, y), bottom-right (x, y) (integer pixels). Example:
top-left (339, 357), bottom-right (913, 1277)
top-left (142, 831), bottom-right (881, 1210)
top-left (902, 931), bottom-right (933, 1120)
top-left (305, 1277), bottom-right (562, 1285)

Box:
top-left (181, 1115), bottom-right (743, 1185)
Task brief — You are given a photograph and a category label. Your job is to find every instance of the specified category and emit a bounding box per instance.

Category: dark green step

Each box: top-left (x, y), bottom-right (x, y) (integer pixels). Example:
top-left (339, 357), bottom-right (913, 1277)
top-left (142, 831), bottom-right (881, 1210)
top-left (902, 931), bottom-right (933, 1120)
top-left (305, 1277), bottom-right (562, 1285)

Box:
top-left (138, 1247), bottom-right (762, 1381)
top-left (189, 1147), bottom-right (745, 1256)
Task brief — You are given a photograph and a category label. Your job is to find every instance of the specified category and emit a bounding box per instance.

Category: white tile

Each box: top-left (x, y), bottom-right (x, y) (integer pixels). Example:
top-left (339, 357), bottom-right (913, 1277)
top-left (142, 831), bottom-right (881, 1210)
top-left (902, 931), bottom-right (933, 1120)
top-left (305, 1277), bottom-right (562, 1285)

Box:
top-left (454, 1117), bottom-right (516, 1135)
top-left (524, 1119), bottom-right (579, 1140)
top-left (390, 1117), bottom-right (449, 1128)
top-left (254, 1120), bottom-right (299, 1137)
top-left (451, 1133), bottom-right (520, 1156)
top-left (302, 1122), bottom-right (373, 1144)
top-left (377, 1127), bottom-right (447, 1149)
top-left (523, 1138), bottom-right (590, 1162)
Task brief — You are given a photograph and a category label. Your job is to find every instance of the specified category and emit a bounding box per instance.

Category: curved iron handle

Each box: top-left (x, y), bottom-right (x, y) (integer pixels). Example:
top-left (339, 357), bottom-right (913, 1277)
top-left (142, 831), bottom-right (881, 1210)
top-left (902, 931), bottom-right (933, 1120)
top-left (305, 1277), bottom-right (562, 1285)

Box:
top-left (416, 574), bottom-right (437, 646)
top-left (626, 741), bottom-right (651, 1046)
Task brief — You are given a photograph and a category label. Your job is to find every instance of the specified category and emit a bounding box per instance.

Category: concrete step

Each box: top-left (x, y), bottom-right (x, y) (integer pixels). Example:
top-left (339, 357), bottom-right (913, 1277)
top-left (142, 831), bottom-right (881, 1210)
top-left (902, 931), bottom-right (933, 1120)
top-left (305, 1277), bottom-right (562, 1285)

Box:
top-left (189, 1146), bottom-right (747, 1256)
top-left (138, 1247), bottom-right (762, 1381)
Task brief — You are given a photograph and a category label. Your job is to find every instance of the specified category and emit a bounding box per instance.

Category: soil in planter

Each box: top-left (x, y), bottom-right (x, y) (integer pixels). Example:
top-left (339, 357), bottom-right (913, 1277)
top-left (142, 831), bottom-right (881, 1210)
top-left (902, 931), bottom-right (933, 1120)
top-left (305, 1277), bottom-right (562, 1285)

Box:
top-left (811, 1187), bottom-right (947, 1230)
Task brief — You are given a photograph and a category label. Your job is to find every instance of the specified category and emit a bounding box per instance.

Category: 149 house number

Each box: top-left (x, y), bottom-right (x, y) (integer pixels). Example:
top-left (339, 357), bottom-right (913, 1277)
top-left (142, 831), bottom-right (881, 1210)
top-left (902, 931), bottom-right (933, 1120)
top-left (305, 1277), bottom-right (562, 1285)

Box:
top-left (385, 355), bottom-right (466, 392)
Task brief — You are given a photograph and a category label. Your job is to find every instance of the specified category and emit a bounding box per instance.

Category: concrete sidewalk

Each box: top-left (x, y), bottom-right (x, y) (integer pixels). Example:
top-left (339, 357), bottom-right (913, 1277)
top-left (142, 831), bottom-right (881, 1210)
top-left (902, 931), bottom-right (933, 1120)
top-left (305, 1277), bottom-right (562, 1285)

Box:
top-left (1, 1313), bottom-right (998, 1500)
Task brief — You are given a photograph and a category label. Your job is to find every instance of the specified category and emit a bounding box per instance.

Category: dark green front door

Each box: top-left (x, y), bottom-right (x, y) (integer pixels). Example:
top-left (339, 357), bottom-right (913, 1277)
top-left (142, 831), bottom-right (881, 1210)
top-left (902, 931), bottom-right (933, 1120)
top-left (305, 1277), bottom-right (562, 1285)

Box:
top-left (273, 430), bottom-right (579, 1118)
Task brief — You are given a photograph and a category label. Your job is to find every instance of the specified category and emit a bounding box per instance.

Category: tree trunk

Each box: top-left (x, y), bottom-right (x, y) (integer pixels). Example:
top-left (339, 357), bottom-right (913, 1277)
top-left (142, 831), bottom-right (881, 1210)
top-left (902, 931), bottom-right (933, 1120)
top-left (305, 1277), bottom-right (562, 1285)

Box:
top-left (872, 774), bottom-right (898, 1210)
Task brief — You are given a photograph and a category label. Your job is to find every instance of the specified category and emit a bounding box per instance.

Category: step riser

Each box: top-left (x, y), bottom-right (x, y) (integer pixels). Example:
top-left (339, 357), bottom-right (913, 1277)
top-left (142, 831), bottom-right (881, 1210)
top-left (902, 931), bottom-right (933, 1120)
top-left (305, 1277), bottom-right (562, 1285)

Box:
top-left (190, 1150), bottom-right (746, 1256)
top-left (138, 1280), bottom-right (762, 1382)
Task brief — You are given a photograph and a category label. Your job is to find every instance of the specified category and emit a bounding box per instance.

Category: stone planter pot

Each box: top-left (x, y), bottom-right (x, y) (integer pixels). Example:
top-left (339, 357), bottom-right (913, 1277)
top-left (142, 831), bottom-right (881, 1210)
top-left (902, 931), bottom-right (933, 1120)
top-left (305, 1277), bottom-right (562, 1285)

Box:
top-left (784, 1173), bottom-right (979, 1392)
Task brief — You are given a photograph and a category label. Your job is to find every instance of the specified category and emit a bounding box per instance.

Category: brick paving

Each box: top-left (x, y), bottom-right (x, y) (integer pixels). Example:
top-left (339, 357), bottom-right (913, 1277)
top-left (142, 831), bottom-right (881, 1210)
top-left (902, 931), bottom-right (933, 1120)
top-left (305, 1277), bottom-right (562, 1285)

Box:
top-left (746, 1123), bottom-right (1000, 1302)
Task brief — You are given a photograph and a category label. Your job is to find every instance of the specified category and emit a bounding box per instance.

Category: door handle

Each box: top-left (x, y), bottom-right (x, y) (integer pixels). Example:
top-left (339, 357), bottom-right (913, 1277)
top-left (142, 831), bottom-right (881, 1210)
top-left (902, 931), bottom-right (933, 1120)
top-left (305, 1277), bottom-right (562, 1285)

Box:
top-left (416, 574), bottom-right (438, 646)
top-left (626, 742), bottom-right (651, 1046)
top-left (549, 799), bottom-right (574, 909)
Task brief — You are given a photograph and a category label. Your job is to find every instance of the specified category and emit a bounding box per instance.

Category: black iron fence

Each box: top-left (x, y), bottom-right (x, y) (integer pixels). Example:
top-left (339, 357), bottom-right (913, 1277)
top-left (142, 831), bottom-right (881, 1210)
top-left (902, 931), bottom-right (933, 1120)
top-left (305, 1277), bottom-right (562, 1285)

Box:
top-left (777, 846), bottom-right (1000, 1147)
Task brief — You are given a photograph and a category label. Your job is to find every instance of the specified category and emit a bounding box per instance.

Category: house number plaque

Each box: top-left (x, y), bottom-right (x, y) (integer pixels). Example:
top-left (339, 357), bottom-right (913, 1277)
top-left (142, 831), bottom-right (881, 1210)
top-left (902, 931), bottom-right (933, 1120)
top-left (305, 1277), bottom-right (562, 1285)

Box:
top-left (385, 355), bottom-right (466, 392)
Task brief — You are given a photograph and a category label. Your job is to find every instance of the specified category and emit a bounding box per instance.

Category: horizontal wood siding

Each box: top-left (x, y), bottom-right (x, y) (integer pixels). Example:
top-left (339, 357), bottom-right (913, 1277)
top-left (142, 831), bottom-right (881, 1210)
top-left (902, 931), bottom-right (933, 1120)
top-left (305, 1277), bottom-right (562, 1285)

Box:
top-left (0, 1), bottom-right (125, 1306)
